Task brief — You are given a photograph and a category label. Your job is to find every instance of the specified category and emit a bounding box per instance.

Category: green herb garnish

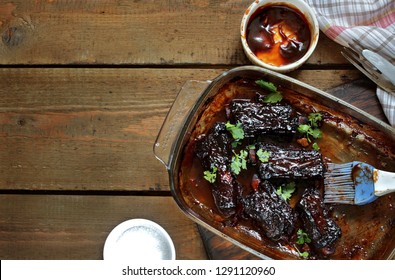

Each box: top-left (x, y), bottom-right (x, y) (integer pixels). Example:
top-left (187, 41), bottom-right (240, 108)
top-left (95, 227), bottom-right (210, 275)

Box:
top-left (262, 91), bottom-right (283, 103)
top-left (308, 112), bottom-right (322, 127)
top-left (225, 121), bottom-right (244, 142)
top-left (296, 229), bottom-right (312, 245)
top-left (297, 124), bottom-right (310, 134)
top-left (203, 167), bottom-right (217, 183)
top-left (257, 149), bottom-right (270, 163)
top-left (298, 250), bottom-right (309, 258)
top-left (276, 181), bottom-right (296, 201)
top-left (312, 142), bottom-right (320, 151)
top-left (231, 150), bottom-right (248, 175)
top-left (297, 112), bottom-right (323, 143)
top-left (256, 79), bottom-right (283, 103)
top-left (294, 245), bottom-right (310, 258)
top-left (309, 128), bottom-right (323, 139)
top-left (256, 80), bottom-right (278, 92)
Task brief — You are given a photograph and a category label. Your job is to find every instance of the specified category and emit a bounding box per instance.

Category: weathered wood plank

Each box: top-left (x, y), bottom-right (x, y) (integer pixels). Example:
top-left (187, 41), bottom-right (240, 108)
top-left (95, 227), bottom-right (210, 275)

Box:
top-left (0, 68), bottom-right (223, 191)
top-left (0, 1), bottom-right (346, 65)
top-left (0, 68), bottom-right (371, 191)
top-left (0, 194), bottom-right (207, 260)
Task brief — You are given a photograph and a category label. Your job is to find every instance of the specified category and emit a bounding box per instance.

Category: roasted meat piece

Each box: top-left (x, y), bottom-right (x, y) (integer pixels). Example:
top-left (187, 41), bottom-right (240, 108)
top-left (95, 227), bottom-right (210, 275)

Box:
top-left (211, 169), bottom-right (243, 218)
top-left (257, 143), bottom-right (324, 179)
top-left (229, 100), bottom-right (298, 137)
top-left (195, 122), bottom-right (232, 172)
top-left (241, 180), bottom-right (297, 242)
top-left (298, 187), bottom-right (341, 256)
top-left (195, 122), bottom-right (240, 218)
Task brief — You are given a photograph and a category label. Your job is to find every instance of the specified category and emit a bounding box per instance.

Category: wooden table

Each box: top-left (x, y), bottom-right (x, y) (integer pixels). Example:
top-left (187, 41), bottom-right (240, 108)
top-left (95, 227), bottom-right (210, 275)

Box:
top-left (0, 1), bottom-right (389, 260)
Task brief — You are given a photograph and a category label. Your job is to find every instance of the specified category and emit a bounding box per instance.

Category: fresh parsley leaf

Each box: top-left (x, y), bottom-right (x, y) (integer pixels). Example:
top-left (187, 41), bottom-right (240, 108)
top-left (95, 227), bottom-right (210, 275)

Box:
top-left (298, 112), bottom-right (323, 143)
top-left (257, 149), bottom-right (270, 163)
top-left (262, 91), bottom-right (283, 103)
top-left (256, 79), bottom-right (283, 103)
top-left (256, 79), bottom-right (278, 92)
top-left (296, 229), bottom-right (312, 245)
top-left (231, 150), bottom-right (248, 175)
top-left (225, 121), bottom-right (244, 142)
top-left (312, 142), bottom-right (320, 151)
top-left (203, 167), bottom-right (217, 183)
top-left (276, 181), bottom-right (296, 201)
top-left (294, 245), bottom-right (310, 258)
top-left (308, 112), bottom-right (322, 127)
top-left (297, 124), bottom-right (322, 142)
top-left (310, 128), bottom-right (322, 139)
top-left (297, 124), bottom-right (310, 134)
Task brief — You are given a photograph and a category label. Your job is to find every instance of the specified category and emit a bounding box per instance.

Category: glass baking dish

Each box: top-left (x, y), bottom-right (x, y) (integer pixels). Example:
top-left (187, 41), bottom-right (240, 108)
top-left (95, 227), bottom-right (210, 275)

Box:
top-left (154, 66), bottom-right (395, 259)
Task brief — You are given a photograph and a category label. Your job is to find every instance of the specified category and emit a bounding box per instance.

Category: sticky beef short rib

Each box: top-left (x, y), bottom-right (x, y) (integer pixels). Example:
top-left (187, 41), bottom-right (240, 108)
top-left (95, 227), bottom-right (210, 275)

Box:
top-left (195, 122), bottom-right (232, 172)
top-left (242, 180), bottom-right (297, 242)
top-left (257, 143), bottom-right (324, 179)
top-left (229, 100), bottom-right (298, 137)
top-left (298, 187), bottom-right (341, 256)
top-left (195, 122), bottom-right (240, 218)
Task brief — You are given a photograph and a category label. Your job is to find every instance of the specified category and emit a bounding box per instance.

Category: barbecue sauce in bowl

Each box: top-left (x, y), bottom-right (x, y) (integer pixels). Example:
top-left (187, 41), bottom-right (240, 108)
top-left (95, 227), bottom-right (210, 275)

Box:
top-left (246, 5), bottom-right (311, 67)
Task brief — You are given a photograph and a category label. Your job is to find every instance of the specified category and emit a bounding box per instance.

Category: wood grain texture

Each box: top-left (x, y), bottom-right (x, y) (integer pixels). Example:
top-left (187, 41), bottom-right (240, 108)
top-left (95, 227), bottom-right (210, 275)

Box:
top-left (0, 68), bottom-right (367, 191)
top-left (327, 79), bottom-right (387, 122)
top-left (0, 0), bottom-right (390, 261)
top-left (0, 68), bottom-right (222, 191)
top-left (0, 194), bottom-right (207, 260)
top-left (0, 0), bottom-right (346, 65)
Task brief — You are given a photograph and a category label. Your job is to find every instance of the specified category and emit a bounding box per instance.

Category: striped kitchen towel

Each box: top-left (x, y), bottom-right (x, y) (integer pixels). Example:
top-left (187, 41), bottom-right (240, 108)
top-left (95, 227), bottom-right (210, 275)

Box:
top-left (305, 0), bottom-right (395, 126)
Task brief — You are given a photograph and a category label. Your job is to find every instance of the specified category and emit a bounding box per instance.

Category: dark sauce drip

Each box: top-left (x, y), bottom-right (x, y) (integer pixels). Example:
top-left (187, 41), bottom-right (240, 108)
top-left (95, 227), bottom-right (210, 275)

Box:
top-left (247, 5), bottom-right (311, 66)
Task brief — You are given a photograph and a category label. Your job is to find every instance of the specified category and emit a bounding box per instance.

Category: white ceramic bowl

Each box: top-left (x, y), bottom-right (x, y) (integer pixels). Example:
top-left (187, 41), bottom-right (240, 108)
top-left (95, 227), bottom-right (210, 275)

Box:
top-left (103, 219), bottom-right (176, 260)
top-left (241, 0), bottom-right (319, 73)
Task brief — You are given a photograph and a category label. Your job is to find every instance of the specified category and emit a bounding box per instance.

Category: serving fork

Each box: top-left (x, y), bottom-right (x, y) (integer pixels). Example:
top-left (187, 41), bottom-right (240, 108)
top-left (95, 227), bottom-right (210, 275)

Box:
top-left (341, 47), bottom-right (395, 95)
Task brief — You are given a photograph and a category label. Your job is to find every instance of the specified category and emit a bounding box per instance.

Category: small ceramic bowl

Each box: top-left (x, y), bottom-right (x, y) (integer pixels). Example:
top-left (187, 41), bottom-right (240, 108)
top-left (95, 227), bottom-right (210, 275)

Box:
top-left (103, 219), bottom-right (176, 260)
top-left (241, 0), bottom-right (319, 73)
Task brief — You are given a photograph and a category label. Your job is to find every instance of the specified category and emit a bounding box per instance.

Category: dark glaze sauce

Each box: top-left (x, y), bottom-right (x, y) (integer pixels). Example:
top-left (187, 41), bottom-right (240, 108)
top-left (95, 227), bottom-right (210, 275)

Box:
top-left (247, 5), bottom-right (311, 66)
